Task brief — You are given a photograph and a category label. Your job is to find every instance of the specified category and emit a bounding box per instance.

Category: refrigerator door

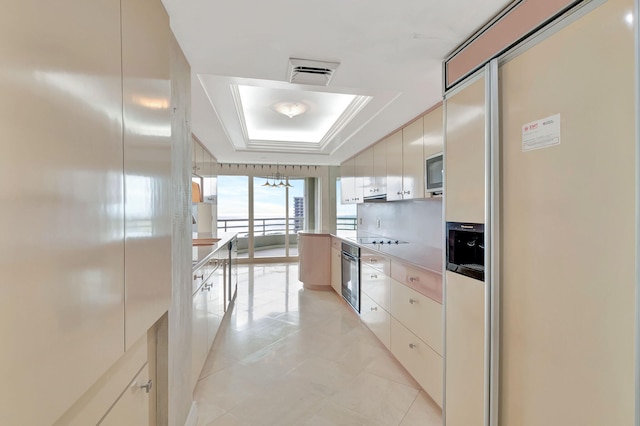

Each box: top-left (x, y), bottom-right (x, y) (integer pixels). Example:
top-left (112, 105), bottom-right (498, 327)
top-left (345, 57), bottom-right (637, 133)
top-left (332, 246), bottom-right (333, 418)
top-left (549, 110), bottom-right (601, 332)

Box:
top-left (499, 1), bottom-right (635, 424)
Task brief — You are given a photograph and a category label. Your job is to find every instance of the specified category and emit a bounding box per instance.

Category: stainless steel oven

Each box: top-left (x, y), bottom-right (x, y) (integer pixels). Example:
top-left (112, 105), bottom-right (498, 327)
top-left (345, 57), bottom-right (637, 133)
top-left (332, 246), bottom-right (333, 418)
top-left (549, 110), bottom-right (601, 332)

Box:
top-left (341, 242), bottom-right (360, 313)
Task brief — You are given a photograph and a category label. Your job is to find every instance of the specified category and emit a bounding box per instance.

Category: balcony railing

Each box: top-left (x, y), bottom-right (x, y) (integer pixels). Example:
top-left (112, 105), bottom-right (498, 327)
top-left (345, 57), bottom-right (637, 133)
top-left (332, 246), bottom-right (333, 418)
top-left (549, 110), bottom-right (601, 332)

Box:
top-left (217, 216), bottom-right (357, 236)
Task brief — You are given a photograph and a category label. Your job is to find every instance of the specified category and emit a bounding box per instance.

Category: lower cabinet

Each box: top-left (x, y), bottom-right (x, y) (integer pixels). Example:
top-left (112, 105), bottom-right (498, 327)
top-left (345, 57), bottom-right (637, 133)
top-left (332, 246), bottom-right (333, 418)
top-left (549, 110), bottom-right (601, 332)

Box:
top-left (353, 248), bottom-right (443, 408)
top-left (192, 241), bottom-right (236, 390)
top-left (390, 280), bottom-right (443, 355)
top-left (360, 292), bottom-right (391, 349)
top-left (330, 247), bottom-right (341, 293)
top-left (191, 284), bottom-right (209, 389)
top-left (99, 363), bottom-right (150, 426)
top-left (391, 318), bottom-right (443, 407)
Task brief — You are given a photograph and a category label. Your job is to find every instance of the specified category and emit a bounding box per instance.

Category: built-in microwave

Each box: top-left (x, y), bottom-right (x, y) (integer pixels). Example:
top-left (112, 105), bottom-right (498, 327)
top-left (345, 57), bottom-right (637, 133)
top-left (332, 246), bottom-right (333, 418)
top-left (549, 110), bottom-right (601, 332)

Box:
top-left (446, 222), bottom-right (484, 281)
top-left (425, 153), bottom-right (443, 194)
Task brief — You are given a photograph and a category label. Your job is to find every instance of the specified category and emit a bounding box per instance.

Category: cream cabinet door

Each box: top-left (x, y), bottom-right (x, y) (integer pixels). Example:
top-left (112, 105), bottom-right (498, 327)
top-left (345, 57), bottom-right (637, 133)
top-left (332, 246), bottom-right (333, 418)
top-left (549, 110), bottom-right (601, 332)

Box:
top-left (99, 363), bottom-right (150, 426)
top-left (385, 130), bottom-right (403, 201)
top-left (372, 138), bottom-right (387, 195)
top-left (444, 75), bottom-right (485, 224)
top-left (391, 318), bottom-right (442, 407)
top-left (423, 105), bottom-right (443, 159)
top-left (356, 147), bottom-right (374, 199)
top-left (191, 285), bottom-right (209, 388)
top-left (330, 247), bottom-right (341, 293)
top-left (360, 293), bottom-right (391, 349)
top-left (0, 2), bottom-right (126, 424)
top-left (402, 118), bottom-right (424, 199)
top-left (340, 158), bottom-right (356, 204)
top-left (122, 0), bottom-right (172, 350)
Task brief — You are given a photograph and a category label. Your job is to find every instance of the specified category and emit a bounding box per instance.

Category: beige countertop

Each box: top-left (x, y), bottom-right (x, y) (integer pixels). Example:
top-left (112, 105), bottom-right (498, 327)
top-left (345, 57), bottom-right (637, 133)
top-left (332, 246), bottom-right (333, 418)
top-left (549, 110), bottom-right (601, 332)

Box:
top-left (192, 232), bottom-right (237, 271)
top-left (333, 230), bottom-right (443, 275)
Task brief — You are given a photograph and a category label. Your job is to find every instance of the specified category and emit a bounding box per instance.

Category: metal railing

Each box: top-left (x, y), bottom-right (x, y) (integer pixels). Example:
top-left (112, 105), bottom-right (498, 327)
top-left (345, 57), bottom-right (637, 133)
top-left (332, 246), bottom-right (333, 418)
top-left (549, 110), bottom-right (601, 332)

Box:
top-left (217, 216), bottom-right (357, 235)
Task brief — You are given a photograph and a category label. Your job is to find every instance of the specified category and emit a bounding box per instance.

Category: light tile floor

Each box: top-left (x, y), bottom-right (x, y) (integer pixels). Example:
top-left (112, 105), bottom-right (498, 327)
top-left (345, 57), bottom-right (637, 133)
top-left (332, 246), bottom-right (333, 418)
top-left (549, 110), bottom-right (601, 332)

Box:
top-left (194, 263), bottom-right (442, 426)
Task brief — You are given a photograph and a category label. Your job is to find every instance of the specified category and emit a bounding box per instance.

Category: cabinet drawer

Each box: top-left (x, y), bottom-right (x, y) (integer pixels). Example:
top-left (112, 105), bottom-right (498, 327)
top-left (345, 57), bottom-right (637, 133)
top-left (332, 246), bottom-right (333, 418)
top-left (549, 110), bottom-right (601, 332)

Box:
top-left (390, 280), bottom-right (442, 355)
top-left (391, 260), bottom-right (442, 303)
top-left (331, 237), bottom-right (342, 251)
top-left (360, 292), bottom-right (390, 349)
top-left (361, 263), bottom-right (390, 311)
top-left (361, 249), bottom-right (391, 274)
top-left (391, 318), bottom-right (443, 407)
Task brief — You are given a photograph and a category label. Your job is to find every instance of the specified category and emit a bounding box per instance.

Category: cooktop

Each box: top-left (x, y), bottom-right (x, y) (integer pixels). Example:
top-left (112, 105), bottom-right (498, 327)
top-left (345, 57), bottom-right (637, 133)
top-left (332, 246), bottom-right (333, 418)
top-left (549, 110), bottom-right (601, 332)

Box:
top-left (352, 237), bottom-right (408, 245)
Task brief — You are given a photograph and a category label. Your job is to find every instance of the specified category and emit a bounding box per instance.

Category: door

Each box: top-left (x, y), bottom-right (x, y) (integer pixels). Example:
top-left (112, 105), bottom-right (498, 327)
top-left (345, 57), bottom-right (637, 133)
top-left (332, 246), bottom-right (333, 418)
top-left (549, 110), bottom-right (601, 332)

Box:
top-left (444, 72), bottom-right (486, 426)
top-left (499, 1), bottom-right (635, 424)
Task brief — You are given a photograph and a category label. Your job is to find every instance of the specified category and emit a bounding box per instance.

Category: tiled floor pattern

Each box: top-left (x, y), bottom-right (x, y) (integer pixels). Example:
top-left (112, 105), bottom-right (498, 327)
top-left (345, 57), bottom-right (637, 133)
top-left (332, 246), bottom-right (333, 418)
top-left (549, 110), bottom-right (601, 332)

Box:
top-left (194, 263), bottom-right (442, 426)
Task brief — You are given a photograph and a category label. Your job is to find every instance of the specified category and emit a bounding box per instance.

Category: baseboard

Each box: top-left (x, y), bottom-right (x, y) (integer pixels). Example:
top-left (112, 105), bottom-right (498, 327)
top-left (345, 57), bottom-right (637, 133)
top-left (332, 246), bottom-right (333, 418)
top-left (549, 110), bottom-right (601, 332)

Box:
top-left (184, 402), bottom-right (198, 426)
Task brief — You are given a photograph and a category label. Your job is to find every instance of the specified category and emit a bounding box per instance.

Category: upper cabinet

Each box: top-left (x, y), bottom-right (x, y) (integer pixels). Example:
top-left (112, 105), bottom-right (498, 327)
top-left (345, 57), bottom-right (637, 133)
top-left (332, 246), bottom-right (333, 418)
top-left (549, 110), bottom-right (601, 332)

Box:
top-left (373, 138), bottom-right (387, 196)
top-left (356, 147), bottom-right (374, 198)
top-left (386, 130), bottom-right (404, 201)
top-left (340, 104), bottom-right (442, 204)
top-left (401, 118), bottom-right (425, 200)
top-left (423, 105), bottom-right (444, 159)
top-left (388, 119), bottom-right (424, 202)
top-left (340, 157), bottom-right (357, 204)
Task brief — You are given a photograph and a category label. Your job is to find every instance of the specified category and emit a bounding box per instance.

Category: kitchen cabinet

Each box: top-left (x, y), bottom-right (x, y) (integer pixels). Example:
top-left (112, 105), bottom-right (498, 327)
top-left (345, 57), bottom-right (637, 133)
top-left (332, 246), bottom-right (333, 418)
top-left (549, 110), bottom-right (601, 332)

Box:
top-left (445, 76), bottom-right (485, 224)
top-left (354, 244), bottom-right (443, 407)
top-left (391, 318), bottom-right (443, 407)
top-left (340, 157), bottom-right (356, 204)
top-left (298, 233), bottom-right (331, 290)
top-left (99, 363), bottom-right (151, 426)
top-left (386, 130), bottom-right (404, 201)
top-left (423, 105), bottom-right (444, 159)
top-left (122, 0), bottom-right (172, 351)
top-left (360, 249), bottom-right (392, 349)
top-left (356, 147), bottom-right (374, 198)
top-left (360, 293), bottom-right (391, 349)
top-left (387, 119), bottom-right (426, 201)
top-left (372, 138), bottom-right (387, 196)
top-left (390, 280), bottom-right (443, 355)
top-left (330, 238), bottom-right (342, 294)
top-left (191, 280), bottom-right (209, 389)
top-left (191, 235), bottom-right (237, 390)
top-left (401, 118), bottom-right (425, 200)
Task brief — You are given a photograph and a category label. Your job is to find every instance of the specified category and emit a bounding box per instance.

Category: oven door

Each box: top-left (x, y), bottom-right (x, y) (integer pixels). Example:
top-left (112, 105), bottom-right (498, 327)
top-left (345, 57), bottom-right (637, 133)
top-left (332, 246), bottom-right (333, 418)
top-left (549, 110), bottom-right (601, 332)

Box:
top-left (341, 252), bottom-right (360, 313)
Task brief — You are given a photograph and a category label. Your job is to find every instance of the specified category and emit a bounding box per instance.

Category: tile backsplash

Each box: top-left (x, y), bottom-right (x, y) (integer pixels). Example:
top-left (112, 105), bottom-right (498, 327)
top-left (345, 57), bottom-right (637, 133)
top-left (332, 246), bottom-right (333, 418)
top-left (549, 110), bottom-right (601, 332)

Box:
top-left (357, 198), bottom-right (443, 248)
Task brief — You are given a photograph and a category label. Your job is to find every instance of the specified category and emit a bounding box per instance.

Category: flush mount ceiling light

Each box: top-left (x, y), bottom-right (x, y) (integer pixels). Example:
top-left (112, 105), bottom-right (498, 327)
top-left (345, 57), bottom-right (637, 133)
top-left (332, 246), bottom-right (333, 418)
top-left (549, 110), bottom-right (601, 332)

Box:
top-left (272, 101), bottom-right (308, 119)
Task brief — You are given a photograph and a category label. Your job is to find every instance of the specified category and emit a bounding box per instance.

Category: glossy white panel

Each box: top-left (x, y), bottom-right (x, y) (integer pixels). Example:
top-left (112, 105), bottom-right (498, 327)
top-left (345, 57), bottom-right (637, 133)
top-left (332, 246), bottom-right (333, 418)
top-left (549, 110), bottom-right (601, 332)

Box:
top-left (122, 0), bottom-right (172, 349)
top-left (0, 1), bottom-right (125, 424)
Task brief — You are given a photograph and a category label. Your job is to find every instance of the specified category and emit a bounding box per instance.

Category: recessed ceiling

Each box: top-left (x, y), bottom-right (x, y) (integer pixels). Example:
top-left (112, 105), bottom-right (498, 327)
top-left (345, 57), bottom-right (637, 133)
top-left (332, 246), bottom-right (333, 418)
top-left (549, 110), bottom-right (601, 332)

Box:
top-left (161, 0), bottom-right (512, 165)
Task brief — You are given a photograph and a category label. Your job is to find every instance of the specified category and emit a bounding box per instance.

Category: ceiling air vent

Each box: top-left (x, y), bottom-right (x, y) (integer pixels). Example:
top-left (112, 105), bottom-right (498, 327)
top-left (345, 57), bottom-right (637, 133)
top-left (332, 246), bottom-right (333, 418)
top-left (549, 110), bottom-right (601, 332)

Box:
top-left (287, 58), bottom-right (339, 86)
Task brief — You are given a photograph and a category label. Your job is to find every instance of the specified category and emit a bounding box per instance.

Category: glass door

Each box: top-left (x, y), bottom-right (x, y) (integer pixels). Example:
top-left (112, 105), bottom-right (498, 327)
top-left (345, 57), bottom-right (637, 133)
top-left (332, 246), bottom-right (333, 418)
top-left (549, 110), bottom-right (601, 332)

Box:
top-left (252, 177), bottom-right (305, 259)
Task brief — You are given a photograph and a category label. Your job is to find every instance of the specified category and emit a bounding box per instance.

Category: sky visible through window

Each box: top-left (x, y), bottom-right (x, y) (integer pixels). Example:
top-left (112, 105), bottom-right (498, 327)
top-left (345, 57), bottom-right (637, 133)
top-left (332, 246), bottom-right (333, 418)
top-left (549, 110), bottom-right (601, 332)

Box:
top-left (217, 176), bottom-right (356, 222)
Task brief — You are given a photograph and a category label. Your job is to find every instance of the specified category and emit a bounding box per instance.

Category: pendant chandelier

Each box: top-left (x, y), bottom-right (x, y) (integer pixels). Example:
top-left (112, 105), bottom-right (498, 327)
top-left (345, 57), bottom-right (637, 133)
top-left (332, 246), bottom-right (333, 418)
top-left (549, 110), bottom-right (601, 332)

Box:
top-left (261, 164), bottom-right (293, 188)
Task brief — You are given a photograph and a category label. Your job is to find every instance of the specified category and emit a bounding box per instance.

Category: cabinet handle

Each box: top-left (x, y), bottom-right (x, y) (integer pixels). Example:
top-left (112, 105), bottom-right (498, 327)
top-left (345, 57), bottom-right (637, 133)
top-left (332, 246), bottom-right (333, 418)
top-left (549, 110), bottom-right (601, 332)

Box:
top-left (409, 298), bottom-right (417, 304)
top-left (194, 274), bottom-right (204, 280)
top-left (397, 191), bottom-right (402, 195)
top-left (140, 379), bottom-right (153, 393)
top-left (404, 190), bottom-right (411, 195)
top-left (370, 306), bottom-right (378, 311)
top-left (371, 274), bottom-right (378, 279)
top-left (408, 343), bottom-right (417, 349)
top-left (408, 276), bottom-right (419, 283)
top-left (370, 259), bottom-right (377, 263)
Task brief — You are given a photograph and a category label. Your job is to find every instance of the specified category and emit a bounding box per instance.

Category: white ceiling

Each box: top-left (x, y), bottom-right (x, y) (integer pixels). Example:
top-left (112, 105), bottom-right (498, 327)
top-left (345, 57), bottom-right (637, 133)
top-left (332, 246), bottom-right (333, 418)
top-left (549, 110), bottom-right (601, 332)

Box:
top-left (161, 0), bottom-right (511, 166)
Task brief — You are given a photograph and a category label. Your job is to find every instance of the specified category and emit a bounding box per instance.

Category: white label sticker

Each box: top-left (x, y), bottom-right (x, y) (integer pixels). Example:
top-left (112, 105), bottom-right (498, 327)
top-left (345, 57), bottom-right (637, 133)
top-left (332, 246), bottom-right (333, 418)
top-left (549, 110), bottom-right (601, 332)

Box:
top-left (522, 113), bottom-right (561, 152)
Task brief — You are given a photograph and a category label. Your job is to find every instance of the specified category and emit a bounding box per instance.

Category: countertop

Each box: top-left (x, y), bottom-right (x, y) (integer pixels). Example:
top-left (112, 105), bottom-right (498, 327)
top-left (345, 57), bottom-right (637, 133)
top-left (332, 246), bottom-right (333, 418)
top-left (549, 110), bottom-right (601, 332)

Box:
top-left (333, 230), bottom-right (443, 275)
top-left (192, 232), bottom-right (237, 271)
